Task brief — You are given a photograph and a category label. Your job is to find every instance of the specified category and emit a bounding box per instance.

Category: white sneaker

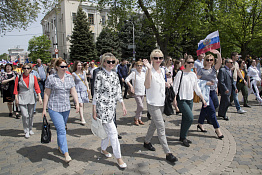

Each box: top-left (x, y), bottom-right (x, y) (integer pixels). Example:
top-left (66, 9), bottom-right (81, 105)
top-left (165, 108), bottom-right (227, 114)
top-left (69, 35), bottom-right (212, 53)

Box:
top-left (237, 109), bottom-right (247, 114)
top-left (29, 130), bottom-right (34, 135)
top-left (25, 132), bottom-right (30, 139)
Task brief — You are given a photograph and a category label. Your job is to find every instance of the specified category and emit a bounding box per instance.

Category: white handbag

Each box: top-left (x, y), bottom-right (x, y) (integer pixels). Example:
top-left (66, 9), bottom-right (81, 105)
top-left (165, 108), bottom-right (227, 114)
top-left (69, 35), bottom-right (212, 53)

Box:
top-left (91, 115), bottom-right (108, 139)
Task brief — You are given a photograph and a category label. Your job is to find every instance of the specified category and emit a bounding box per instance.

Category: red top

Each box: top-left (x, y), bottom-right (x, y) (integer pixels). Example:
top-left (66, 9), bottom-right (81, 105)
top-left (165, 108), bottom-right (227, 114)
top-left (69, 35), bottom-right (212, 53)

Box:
top-left (179, 65), bottom-right (185, 70)
top-left (13, 74), bottom-right (41, 95)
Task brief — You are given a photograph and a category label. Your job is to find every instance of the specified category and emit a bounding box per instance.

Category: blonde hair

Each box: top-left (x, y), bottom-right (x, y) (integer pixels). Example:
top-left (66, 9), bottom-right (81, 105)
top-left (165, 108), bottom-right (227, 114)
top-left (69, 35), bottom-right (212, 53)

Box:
top-left (135, 61), bottom-right (143, 66)
top-left (203, 54), bottom-right (215, 67)
top-left (150, 49), bottom-right (164, 60)
top-left (101, 53), bottom-right (116, 68)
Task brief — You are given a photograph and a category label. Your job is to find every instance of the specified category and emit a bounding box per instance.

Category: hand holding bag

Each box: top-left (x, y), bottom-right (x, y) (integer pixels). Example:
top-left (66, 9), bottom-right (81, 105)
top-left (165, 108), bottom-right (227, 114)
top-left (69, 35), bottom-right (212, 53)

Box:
top-left (41, 115), bottom-right (52, 143)
top-left (91, 115), bottom-right (107, 139)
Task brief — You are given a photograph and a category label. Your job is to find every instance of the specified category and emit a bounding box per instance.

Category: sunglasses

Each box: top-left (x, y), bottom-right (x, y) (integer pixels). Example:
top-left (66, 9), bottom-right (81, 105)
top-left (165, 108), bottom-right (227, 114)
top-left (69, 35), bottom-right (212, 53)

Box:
top-left (187, 61), bottom-right (194, 64)
top-left (153, 57), bottom-right (163, 60)
top-left (137, 65), bottom-right (143, 67)
top-left (107, 60), bottom-right (116, 64)
top-left (60, 66), bottom-right (67, 68)
top-left (228, 62), bottom-right (233, 64)
top-left (23, 67), bottom-right (31, 70)
top-left (206, 59), bottom-right (214, 62)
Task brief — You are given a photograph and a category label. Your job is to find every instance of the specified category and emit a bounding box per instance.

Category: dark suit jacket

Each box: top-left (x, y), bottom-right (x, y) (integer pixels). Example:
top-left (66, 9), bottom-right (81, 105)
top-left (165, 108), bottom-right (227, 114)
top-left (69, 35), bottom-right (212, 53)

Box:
top-left (218, 67), bottom-right (236, 96)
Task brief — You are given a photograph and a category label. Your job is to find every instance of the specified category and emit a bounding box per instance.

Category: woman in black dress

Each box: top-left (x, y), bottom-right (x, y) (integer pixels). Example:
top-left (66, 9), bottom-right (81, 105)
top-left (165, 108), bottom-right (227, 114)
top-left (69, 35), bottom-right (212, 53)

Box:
top-left (0, 64), bottom-right (17, 117)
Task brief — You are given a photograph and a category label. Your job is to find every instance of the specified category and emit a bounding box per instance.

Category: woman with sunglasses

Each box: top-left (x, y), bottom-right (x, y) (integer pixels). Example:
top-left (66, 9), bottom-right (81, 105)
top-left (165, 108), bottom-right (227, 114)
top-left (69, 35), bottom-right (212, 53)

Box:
top-left (42, 58), bottom-right (79, 163)
top-left (125, 61), bottom-right (145, 126)
top-left (197, 50), bottom-right (224, 139)
top-left (143, 49), bottom-right (178, 163)
top-left (93, 53), bottom-right (127, 168)
top-left (173, 55), bottom-right (207, 147)
top-left (13, 64), bottom-right (42, 138)
top-left (72, 61), bottom-right (90, 125)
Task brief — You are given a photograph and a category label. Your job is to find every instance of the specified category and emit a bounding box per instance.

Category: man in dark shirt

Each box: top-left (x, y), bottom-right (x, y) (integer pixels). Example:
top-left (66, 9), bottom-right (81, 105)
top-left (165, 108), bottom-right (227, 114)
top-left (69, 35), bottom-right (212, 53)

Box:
top-left (117, 58), bottom-right (129, 99)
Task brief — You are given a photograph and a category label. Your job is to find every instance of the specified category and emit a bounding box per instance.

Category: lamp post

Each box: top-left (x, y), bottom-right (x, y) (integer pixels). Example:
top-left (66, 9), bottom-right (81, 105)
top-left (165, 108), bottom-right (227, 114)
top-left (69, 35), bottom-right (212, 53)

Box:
top-left (127, 20), bottom-right (135, 61)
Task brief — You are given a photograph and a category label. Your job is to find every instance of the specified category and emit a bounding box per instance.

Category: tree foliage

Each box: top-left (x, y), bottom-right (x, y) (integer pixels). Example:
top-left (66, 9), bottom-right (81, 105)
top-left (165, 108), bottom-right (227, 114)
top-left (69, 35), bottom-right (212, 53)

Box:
top-left (97, 0), bottom-right (262, 58)
top-left (70, 6), bottom-right (97, 62)
top-left (0, 53), bottom-right (8, 60)
top-left (28, 35), bottom-right (51, 63)
top-left (96, 27), bottom-right (121, 59)
top-left (0, 0), bottom-right (57, 34)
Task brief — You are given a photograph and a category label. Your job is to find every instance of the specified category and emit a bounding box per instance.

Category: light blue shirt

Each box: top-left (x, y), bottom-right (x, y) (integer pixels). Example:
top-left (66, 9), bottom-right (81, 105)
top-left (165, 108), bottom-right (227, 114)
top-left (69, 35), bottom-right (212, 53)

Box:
top-left (37, 65), bottom-right (46, 81)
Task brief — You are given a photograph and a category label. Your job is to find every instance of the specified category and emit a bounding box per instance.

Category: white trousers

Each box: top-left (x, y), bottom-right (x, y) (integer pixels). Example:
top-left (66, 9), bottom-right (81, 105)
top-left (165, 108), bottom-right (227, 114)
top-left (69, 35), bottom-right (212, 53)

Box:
top-left (101, 121), bottom-right (121, 159)
top-left (248, 79), bottom-right (262, 103)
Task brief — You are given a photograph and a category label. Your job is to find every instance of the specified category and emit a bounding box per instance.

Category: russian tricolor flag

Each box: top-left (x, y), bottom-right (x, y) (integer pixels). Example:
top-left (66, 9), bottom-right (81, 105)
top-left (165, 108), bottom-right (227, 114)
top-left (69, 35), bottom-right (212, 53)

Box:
top-left (197, 30), bottom-right (220, 56)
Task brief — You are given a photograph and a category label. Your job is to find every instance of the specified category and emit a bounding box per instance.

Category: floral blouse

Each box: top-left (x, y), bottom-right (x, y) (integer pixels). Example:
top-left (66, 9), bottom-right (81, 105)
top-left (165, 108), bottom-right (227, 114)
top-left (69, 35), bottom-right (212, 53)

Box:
top-left (93, 68), bottom-right (123, 123)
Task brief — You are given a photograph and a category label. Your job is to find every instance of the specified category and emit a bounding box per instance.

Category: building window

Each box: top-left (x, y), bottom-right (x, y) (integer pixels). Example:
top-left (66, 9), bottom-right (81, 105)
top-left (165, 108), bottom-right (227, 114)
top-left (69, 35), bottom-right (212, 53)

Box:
top-left (51, 20), bottom-right (53, 30)
top-left (61, 14), bottom-right (63, 25)
top-left (88, 14), bottom-right (94, 24)
top-left (72, 12), bottom-right (77, 23)
top-left (102, 16), bottom-right (106, 25)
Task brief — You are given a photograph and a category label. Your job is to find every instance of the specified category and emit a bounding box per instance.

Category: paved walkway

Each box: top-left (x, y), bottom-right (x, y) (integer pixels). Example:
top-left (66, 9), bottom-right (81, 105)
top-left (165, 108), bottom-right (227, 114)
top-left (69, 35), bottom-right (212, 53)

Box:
top-left (0, 93), bottom-right (261, 175)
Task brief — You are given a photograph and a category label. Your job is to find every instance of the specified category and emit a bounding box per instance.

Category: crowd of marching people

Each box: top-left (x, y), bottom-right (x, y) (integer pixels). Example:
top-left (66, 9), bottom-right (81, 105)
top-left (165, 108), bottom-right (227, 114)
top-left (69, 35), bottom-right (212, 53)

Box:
top-left (0, 49), bottom-right (262, 167)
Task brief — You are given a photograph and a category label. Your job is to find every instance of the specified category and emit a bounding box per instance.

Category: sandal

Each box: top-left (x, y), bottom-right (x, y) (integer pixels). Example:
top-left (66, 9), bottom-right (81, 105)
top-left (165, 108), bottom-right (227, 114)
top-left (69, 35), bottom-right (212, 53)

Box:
top-left (134, 119), bottom-right (139, 126)
top-left (138, 120), bottom-right (144, 125)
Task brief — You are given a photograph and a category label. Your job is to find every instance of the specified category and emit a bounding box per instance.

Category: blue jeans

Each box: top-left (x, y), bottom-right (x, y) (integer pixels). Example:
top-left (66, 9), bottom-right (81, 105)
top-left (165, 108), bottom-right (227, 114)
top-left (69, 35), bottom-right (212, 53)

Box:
top-left (177, 99), bottom-right (193, 139)
top-left (232, 81), bottom-right (241, 111)
top-left (48, 108), bottom-right (70, 154)
top-left (38, 80), bottom-right (45, 99)
top-left (198, 90), bottom-right (220, 128)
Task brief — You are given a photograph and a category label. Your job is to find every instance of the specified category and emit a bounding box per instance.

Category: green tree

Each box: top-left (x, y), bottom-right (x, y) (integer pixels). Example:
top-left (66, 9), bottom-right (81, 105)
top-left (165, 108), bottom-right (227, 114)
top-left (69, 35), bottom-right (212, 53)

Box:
top-left (28, 35), bottom-right (51, 63)
top-left (0, 0), bottom-right (57, 34)
top-left (212, 0), bottom-right (262, 58)
top-left (70, 6), bottom-right (97, 62)
top-left (0, 53), bottom-right (8, 60)
top-left (96, 27), bottom-right (121, 58)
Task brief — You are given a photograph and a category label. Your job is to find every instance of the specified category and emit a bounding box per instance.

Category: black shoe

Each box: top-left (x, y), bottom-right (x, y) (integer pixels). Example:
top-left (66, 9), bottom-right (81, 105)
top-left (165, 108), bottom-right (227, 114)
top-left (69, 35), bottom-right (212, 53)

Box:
top-left (147, 112), bottom-right (151, 120)
top-left (143, 142), bottom-right (156, 151)
top-left (9, 113), bottom-right (12, 117)
top-left (118, 135), bottom-right (122, 139)
top-left (243, 104), bottom-right (251, 108)
top-left (215, 130), bottom-right (224, 139)
top-left (166, 153), bottom-right (178, 163)
top-left (176, 111), bottom-right (181, 115)
top-left (179, 138), bottom-right (192, 144)
top-left (124, 96), bottom-right (129, 99)
top-left (223, 116), bottom-right (229, 121)
top-left (197, 125), bottom-right (207, 132)
top-left (180, 138), bottom-right (190, 147)
top-left (15, 114), bottom-right (20, 119)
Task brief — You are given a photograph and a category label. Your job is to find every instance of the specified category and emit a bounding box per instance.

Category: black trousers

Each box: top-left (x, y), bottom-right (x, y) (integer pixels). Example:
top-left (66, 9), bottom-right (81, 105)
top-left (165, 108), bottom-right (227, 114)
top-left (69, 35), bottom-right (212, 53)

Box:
top-left (120, 79), bottom-right (128, 98)
top-left (218, 94), bottom-right (230, 117)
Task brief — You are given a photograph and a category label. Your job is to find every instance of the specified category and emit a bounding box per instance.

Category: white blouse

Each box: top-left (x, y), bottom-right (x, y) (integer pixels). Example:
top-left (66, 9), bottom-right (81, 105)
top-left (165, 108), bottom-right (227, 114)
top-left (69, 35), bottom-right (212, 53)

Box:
top-left (173, 71), bottom-right (202, 100)
top-left (125, 70), bottom-right (145, 96)
top-left (146, 68), bottom-right (165, 106)
top-left (247, 66), bottom-right (261, 82)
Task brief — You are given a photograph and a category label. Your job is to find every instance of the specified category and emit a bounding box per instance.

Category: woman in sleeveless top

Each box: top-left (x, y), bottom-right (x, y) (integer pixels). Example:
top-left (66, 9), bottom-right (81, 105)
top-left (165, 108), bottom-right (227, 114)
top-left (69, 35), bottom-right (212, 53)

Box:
top-left (72, 61), bottom-right (89, 125)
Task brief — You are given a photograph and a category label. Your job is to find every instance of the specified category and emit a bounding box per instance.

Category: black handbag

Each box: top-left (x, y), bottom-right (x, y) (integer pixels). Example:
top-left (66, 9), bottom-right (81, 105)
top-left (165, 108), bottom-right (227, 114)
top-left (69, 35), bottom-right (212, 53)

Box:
top-left (176, 71), bottom-right (183, 101)
top-left (41, 115), bottom-right (51, 143)
top-left (164, 86), bottom-right (175, 116)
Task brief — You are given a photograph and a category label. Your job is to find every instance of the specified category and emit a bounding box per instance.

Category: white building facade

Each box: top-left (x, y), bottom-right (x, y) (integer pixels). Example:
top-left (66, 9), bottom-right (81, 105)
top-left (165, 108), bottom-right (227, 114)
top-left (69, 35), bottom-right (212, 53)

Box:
top-left (41, 0), bottom-right (110, 61)
top-left (8, 46), bottom-right (28, 64)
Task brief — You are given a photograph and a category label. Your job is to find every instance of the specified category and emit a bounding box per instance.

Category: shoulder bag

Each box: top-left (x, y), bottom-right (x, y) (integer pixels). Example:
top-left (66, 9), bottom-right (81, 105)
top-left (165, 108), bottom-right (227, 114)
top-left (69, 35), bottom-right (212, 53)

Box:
top-left (176, 71), bottom-right (183, 101)
top-left (91, 114), bottom-right (107, 139)
top-left (127, 71), bottom-right (136, 97)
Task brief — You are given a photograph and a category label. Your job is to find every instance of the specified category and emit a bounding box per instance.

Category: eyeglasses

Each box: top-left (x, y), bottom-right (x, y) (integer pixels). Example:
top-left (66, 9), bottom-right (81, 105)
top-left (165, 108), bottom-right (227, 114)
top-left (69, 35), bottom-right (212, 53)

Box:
top-left (153, 57), bottom-right (163, 60)
top-left (187, 61), bottom-right (194, 64)
top-left (137, 65), bottom-right (143, 67)
top-left (206, 59), bottom-right (214, 62)
top-left (106, 60), bottom-right (116, 64)
top-left (60, 66), bottom-right (67, 68)
top-left (23, 67), bottom-right (31, 70)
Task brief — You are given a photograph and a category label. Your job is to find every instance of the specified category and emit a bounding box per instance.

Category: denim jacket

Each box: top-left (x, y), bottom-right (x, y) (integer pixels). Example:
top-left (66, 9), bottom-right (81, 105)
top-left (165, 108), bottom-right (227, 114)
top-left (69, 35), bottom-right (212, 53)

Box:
top-left (198, 79), bottom-right (210, 106)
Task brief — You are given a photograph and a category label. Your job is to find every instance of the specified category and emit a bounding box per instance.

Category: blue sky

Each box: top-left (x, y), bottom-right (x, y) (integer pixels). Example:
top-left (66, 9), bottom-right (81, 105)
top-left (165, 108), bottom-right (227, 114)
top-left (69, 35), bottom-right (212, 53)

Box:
top-left (0, 13), bottom-right (45, 55)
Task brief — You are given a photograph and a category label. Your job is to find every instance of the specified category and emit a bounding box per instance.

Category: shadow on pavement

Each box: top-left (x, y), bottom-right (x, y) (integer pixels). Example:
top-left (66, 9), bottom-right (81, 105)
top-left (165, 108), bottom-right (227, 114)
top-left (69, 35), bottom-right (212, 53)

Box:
top-left (0, 129), bottom-right (25, 137)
